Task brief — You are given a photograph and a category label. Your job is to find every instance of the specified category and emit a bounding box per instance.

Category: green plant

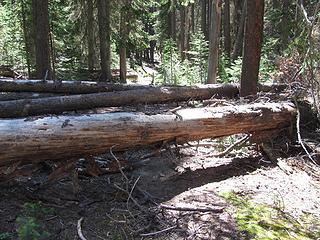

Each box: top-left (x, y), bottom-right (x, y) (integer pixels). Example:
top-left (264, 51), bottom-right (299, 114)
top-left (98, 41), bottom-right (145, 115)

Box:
top-left (157, 33), bottom-right (209, 86)
top-left (219, 57), bottom-right (242, 83)
top-left (0, 233), bottom-right (11, 240)
top-left (16, 202), bottom-right (52, 240)
top-left (188, 31), bottom-right (208, 84)
top-left (221, 192), bottom-right (320, 240)
top-left (156, 39), bottom-right (181, 85)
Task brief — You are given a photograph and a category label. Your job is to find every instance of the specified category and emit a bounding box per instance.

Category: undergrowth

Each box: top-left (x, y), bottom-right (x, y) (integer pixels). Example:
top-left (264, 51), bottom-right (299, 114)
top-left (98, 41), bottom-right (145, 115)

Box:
top-left (221, 192), bottom-right (320, 240)
top-left (16, 202), bottom-right (52, 240)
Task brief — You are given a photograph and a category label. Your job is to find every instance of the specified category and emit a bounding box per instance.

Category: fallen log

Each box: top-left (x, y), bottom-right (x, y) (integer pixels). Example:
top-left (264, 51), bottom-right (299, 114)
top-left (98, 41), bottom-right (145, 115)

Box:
top-left (0, 92), bottom-right (63, 101)
top-left (0, 79), bottom-right (154, 94)
top-left (0, 79), bottom-right (287, 94)
top-left (0, 102), bottom-right (296, 167)
top-left (0, 85), bottom-right (240, 118)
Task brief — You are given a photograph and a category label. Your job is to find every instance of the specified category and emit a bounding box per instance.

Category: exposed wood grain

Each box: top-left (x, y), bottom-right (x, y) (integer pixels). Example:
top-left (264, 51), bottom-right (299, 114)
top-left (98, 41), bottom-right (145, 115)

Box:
top-left (0, 102), bottom-right (295, 167)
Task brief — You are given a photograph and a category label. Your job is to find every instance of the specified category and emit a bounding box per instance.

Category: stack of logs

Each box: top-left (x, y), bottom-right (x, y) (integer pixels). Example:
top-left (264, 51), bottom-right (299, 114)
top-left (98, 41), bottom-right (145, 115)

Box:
top-left (0, 79), bottom-right (296, 176)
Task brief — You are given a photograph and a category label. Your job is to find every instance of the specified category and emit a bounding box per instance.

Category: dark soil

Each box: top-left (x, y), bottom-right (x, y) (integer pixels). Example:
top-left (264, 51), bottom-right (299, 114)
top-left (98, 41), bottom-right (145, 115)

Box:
top-left (1, 135), bottom-right (320, 240)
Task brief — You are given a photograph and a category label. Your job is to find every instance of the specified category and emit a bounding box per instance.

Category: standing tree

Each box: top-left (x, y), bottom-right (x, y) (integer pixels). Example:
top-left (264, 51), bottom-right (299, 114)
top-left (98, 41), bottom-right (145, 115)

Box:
top-left (223, 0), bottom-right (231, 60)
top-left (207, 0), bottom-right (221, 84)
top-left (119, 0), bottom-right (131, 83)
top-left (231, 0), bottom-right (246, 61)
top-left (97, 0), bottom-right (112, 81)
top-left (32, 0), bottom-right (51, 79)
top-left (240, 0), bottom-right (265, 96)
top-left (86, 0), bottom-right (95, 73)
top-left (201, 0), bottom-right (208, 40)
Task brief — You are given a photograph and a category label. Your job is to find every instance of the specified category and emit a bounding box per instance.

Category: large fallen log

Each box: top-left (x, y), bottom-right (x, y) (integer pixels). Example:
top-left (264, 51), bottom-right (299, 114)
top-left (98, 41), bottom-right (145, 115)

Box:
top-left (0, 85), bottom-right (240, 118)
top-left (0, 79), bottom-right (152, 94)
top-left (0, 92), bottom-right (62, 101)
top-left (0, 79), bottom-right (287, 94)
top-left (0, 102), bottom-right (296, 167)
top-left (0, 79), bottom-right (155, 94)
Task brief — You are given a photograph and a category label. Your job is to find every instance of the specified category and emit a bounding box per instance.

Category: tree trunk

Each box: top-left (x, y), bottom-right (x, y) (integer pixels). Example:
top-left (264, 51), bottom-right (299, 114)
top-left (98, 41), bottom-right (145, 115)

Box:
top-left (0, 79), bottom-right (154, 94)
top-left (97, 0), bottom-right (112, 81)
top-left (20, 0), bottom-right (32, 78)
top-left (32, 0), bottom-right (51, 79)
top-left (201, 0), bottom-right (208, 41)
top-left (167, 1), bottom-right (177, 41)
top-left (280, 0), bottom-right (290, 50)
top-left (240, 0), bottom-right (265, 96)
top-left (231, 0), bottom-right (246, 61)
top-left (0, 79), bottom-right (287, 95)
top-left (191, 3), bottom-right (195, 33)
top-left (223, 0), bottom-right (231, 60)
top-left (87, 0), bottom-right (95, 72)
top-left (0, 92), bottom-right (62, 101)
top-left (0, 84), bottom-right (242, 118)
top-left (0, 82), bottom-right (288, 119)
top-left (207, 0), bottom-right (222, 84)
top-left (0, 102), bottom-right (295, 167)
top-left (180, 6), bottom-right (187, 60)
top-left (119, 0), bottom-right (130, 83)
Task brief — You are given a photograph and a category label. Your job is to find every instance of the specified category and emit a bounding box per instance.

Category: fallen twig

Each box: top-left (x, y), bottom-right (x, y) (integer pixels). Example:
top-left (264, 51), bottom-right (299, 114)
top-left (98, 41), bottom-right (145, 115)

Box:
top-left (293, 99), bottom-right (318, 165)
top-left (127, 176), bottom-right (141, 209)
top-left (140, 226), bottom-right (176, 237)
top-left (202, 134), bottom-right (250, 158)
top-left (159, 204), bottom-right (224, 213)
top-left (77, 217), bottom-right (87, 240)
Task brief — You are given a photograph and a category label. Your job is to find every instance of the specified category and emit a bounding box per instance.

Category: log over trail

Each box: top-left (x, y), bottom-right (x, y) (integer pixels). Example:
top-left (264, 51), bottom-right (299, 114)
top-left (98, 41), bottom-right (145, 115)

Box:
top-left (0, 102), bottom-right (296, 167)
top-left (0, 79), bottom-right (286, 94)
top-left (0, 92), bottom-right (63, 101)
top-left (0, 85), bottom-right (240, 118)
top-left (0, 79), bottom-right (151, 94)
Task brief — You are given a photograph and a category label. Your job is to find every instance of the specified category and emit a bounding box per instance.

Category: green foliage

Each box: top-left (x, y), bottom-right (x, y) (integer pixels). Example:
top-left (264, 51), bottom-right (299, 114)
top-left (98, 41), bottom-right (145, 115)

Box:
top-left (16, 202), bottom-right (52, 240)
top-left (157, 32), bottom-right (209, 85)
top-left (0, 0), bottom-right (26, 68)
top-left (156, 39), bottom-right (180, 85)
top-left (0, 233), bottom-right (11, 240)
top-left (219, 56), bottom-right (242, 83)
top-left (188, 31), bottom-right (208, 84)
top-left (221, 192), bottom-right (320, 240)
top-left (259, 39), bottom-right (278, 82)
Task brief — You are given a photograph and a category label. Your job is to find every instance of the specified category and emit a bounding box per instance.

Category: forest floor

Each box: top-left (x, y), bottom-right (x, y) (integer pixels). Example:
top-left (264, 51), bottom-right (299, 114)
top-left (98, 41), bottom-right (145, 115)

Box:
top-left (1, 101), bottom-right (320, 240)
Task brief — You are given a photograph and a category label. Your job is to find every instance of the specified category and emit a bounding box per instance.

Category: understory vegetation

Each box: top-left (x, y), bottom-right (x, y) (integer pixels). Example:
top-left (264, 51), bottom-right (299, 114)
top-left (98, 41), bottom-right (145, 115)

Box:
top-left (0, 0), bottom-right (320, 239)
top-left (221, 192), bottom-right (320, 240)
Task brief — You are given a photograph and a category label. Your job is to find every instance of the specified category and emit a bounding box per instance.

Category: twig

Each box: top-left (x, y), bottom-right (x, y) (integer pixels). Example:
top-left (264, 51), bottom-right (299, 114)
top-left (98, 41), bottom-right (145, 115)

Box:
top-left (296, 0), bottom-right (312, 26)
top-left (140, 226), bottom-right (176, 237)
top-left (203, 134), bottom-right (250, 158)
top-left (87, 227), bottom-right (107, 240)
top-left (127, 176), bottom-right (141, 209)
top-left (110, 146), bottom-right (129, 183)
top-left (159, 204), bottom-right (224, 213)
top-left (77, 217), bottom-right (87, 240)
top-left (113, 183), bottom-right (143, 210)
top-left (293, 99), bottom-right (318, 165)
top-left (169, 106), bottom-right (182, 113)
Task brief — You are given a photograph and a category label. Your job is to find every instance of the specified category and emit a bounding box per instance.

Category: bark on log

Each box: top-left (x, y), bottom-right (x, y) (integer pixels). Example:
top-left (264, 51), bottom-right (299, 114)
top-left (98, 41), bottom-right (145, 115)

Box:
top-left (0, 79), bottom-right (287, 95)
top-left (0, 92), bottom-right (62, 101)
top-left (0, 83), bottom-right (289, 118)
top-left (0, 79), bottom-right (152, 94)
top-left (0, 84), bottom-right (240, 118)
top-left (0, 102), bottom-right (295, 167)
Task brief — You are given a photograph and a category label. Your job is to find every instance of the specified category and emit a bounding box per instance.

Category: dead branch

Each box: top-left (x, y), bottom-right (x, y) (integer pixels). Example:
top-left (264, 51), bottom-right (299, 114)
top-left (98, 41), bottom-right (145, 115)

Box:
top-left (77, 217), bottom-right (87, 240)
top-left (139, 226), bottom-right (176, 237)
top-left (159, 204), bottom-right (224, 213)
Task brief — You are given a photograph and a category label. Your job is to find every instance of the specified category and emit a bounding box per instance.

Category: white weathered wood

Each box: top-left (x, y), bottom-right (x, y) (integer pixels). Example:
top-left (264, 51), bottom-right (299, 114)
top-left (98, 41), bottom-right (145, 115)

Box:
top-left (0, 102), bottom-right (295, 167)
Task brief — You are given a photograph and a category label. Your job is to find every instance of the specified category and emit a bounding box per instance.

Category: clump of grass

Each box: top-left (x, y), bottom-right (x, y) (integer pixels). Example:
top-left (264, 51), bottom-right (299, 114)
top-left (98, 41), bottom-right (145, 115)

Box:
top-left (221, 192), bottom-right (320, 240)
top-left (16, 202), bottom-right (52, 240)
